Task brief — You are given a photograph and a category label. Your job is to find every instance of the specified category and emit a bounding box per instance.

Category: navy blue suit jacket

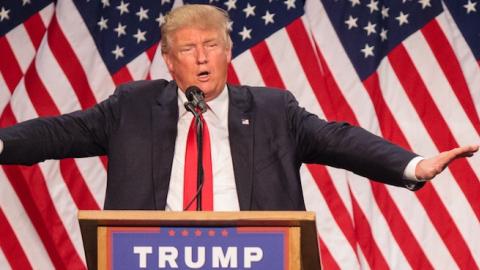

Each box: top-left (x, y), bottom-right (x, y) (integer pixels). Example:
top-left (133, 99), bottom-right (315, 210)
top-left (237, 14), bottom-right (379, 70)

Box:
top-left (0, 80), bottom-right (423, 210)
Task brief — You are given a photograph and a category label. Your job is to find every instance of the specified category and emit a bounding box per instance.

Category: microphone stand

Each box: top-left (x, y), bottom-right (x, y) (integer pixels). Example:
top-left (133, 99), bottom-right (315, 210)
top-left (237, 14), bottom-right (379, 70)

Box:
top-left (184, 102), bottom-right (204, 211)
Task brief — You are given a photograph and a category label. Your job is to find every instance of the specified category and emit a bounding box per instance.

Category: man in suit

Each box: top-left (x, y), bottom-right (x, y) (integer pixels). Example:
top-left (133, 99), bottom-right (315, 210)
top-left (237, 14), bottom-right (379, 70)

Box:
top-left (0, 5), bottom-right (477, 211)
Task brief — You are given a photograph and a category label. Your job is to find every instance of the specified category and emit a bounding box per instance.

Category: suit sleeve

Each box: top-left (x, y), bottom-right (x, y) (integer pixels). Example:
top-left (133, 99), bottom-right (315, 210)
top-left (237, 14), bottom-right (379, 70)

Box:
top-left (0, 88), bottom-right (122, 165)
top-left (285, 91), bottom-right (424, 190)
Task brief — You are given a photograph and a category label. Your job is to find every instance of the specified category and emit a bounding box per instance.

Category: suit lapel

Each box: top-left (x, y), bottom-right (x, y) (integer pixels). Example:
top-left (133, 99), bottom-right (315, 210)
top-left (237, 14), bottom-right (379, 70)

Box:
top-left (152, 80), bottom-right (178, 209)
top-left (228, 85), bottom-right (254, 210)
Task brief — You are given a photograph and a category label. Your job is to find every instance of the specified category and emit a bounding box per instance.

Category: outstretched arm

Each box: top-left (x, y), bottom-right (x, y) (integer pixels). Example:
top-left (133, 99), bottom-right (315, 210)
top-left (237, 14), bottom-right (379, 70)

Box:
top-left (415, 145), bottom-right (479, 181)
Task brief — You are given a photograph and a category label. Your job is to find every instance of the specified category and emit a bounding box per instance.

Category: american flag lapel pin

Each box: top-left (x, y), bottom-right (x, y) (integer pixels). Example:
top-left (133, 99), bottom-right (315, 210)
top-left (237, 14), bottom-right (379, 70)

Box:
top-left (241, 119), bottom-right (250, 125)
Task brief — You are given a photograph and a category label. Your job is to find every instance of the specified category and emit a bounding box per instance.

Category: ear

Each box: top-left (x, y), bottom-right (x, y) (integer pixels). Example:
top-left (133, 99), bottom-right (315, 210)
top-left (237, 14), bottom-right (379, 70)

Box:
top-left (162, 52), bottom-right (174, 74)
top-left (226, 48), bottom-right (232, 64)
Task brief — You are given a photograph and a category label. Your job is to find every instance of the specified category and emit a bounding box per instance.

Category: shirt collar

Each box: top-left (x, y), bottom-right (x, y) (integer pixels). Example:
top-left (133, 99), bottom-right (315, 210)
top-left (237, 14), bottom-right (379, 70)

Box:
top-left (177, 85), bottom-right (229, 120)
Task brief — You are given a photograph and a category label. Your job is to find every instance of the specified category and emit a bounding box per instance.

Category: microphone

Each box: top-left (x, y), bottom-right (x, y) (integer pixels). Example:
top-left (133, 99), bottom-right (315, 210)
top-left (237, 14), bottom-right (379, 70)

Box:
top-left (185, 86), bottom-right (207, 113)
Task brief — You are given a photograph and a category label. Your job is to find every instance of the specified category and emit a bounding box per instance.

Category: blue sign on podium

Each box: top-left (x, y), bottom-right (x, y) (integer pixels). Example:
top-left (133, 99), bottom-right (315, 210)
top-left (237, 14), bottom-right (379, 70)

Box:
top-left (105, 227), bottom-right (290, 270)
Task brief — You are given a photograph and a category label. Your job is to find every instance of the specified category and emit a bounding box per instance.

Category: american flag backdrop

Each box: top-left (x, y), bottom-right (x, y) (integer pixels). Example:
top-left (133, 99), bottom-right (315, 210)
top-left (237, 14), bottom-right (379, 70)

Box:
top-left (0, 0), bottom-right (479, 269)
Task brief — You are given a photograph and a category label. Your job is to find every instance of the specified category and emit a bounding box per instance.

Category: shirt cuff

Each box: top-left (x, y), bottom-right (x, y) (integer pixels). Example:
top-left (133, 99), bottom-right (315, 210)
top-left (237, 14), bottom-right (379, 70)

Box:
top-left (403, 156), bottom-right (425, 182)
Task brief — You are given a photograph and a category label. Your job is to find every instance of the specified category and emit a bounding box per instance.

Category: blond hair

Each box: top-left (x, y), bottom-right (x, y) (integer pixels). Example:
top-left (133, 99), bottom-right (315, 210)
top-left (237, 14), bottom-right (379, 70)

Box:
top-left (160, 4), bottom-right (232, 54)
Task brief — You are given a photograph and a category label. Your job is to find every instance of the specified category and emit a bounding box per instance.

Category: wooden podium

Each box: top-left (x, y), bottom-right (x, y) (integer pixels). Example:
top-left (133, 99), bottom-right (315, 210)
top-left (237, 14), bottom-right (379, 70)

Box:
top-left (78, 211), bottom-right (321, 270)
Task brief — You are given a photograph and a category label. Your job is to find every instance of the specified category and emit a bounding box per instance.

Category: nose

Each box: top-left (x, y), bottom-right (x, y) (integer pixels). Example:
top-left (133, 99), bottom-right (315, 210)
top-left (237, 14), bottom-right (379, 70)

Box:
top-left (196, 46), bottom-right (208, 64)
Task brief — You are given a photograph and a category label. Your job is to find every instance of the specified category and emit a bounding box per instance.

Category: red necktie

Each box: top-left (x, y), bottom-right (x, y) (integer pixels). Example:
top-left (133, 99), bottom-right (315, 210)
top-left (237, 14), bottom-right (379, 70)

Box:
top-left (183, 115), bottom-right (213, 211)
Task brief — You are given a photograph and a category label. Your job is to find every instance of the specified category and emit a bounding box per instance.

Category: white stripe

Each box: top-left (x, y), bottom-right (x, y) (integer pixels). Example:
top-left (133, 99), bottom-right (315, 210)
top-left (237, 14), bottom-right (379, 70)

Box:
top-left (10, 80), bottom-right (38, 121)
top-left (126, 52), bottom-right (151, 81)
top-left (75, 156), bottom-right (107, 207)
top-left (438, 8), bottom-right (480, 117)
top-left (39, 3), bottom-right (55, 27)
top-left (0, 169), bottom-right (55, 270)
top-left (403, 31), bottom-right (480, 165)
top-left (380, 58), bottom-right (472, 268)
top-left (356, 247), bottom-right (371, 270)
top-left (265, 28), bottom-right (354, 217)
top-left (37, 160), bottom-right (86, 263)
top-left (0, 73), bottom-right (11, 114)
top-left (348, 174), bottom-right (412, 270)
top-left (300, 166), bottom-right (361, 270)
top-left (0, 247), bottom-right (12, 270)
top-left (55, 0), bottom-right (115, 102)
top-left (231, 50), bottom-right (264, 86)
top-left (5, 25), bottom-right (36, 73)
top-left (35, 41), bottom-right (82, 113)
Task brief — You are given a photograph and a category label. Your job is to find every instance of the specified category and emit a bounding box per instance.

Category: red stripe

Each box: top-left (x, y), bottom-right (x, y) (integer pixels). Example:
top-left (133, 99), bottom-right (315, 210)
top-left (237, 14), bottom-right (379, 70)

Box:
top-left (307, 165), bottom-right (358, 250)
top-left (146, 43), bottom-right (158, 61)
top-left (389, 44), bottom-right (479, 269)
top-left (351, 193), bottom-right (390, 270)
top-left (0, 209), bottom-right (33, 269)
top-left (112, 66), bottom-right (134, 86)
top-left (60, 159), bottom-right (100, 210)
top-left (23, 13), bottom-right (46, 49)
top-left (47, 16), bottom-right (97, 108)
top-left (0, 37), bottom-right (23, 92)
top-left (227, 63), bottom-right (240, 85)
top-left (0, 107), bottom-right (84, 270)
top-left (318, 236), bottom-right (341, 270)
top-left (24, 64), bottom-right (100, 210)
top-left (363, 73), bottom-right (434, 269)
top-left (422, 20), bottom-right (480, 135)
top-left (249, 41), bottom-right (285, 89)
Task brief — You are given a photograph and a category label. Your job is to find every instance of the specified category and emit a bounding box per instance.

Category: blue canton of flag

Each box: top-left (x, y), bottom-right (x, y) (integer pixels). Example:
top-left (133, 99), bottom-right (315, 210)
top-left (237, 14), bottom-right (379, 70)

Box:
top-left (321, 0), bottom-right (443, 80)
top-left (0, 0), bottom-right (52, 36)
top-left (74, 0), bottom-right (175, 74)
top-left (185, 0), bottom-right (305, 58)
top-left (443, 0), bottom-right (480, 60)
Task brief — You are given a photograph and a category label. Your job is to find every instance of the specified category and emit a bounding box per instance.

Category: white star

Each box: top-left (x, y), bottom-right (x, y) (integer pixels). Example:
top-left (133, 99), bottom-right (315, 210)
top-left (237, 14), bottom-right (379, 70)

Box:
top-left (22, 0), bottom-right (31, 6)
top-left (133, 29), bottom-right (147, 43)
top-left (349, 0), bottom-right (361, 7)
top-left (97, 16), bottom-right (108, 31)
top-left (418, 0), bottom-right (431, 9)
top-left (344, 15), bottom-right (358, 29)
top-left (381, 6), bottom-right (389, 18)
top-left (114, 22), bottom-right (127, 37)
top-left (238, 26), bottom-right (252, 41)
top-left (361, 44), bottom-right (375, 58)
top-left (380, 28), bottom-right (388, 41)
top-left (363, 21), bottom-right (377, 36)
top-left (111, 45), bottom-right (125, 60)
top-left (366, 0), bottom-right (379, 13)
top-left (0, 7), bottom-right (10, 22)
top-left (284, 0), bottom-right (296, 10)
top-left (243, 3), bottom-right (256, 18)
top-left (464, 0), bottom-right (477, 14)
top-left (224, 0), bottom-right (237, 11)
top-left (396, 11), bottom-right (409, 26)
top-left (262, 11), bottom-right (275, 25)
top-left (161, 0), bottom-right (171, 4)
top-left (116, 0), bottom-right (130, 15)
top-left (101, 0), bottom-right (110, 8)
top-left (136, 7), bottom-right (149, 21)
top-left (227, 21), bottom-right (233, 31)
top-left (156, 13), bottom-right (165, 27)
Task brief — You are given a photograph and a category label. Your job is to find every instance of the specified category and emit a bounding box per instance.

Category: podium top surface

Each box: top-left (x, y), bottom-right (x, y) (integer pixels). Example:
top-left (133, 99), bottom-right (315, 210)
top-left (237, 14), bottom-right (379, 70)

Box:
top-left (78, 210), bottom-right (316, 226)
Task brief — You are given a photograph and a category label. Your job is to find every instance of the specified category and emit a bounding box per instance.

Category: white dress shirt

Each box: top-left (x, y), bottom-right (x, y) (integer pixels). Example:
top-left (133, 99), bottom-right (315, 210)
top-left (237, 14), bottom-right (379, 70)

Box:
top-left (165, 86), bottom-right (240, 211)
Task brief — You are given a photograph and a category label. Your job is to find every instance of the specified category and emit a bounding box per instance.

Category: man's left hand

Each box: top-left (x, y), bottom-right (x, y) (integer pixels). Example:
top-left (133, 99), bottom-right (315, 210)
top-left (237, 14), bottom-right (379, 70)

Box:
top-left (415, 145), bottom-right (479, 181)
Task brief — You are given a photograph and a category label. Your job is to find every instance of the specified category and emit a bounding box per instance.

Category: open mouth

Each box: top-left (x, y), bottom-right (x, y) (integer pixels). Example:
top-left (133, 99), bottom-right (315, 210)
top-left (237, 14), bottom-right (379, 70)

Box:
top-left (198, 71), bottom-right (210, 79)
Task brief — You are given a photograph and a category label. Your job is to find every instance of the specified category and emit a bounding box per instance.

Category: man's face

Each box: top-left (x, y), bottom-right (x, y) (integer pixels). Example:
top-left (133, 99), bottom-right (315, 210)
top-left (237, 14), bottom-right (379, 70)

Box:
top-left (162, 26), bottom-right (232, 101)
